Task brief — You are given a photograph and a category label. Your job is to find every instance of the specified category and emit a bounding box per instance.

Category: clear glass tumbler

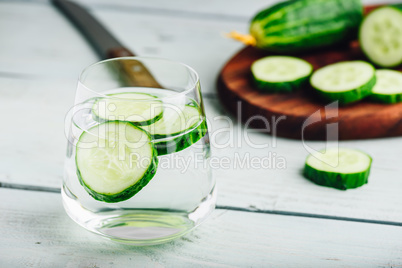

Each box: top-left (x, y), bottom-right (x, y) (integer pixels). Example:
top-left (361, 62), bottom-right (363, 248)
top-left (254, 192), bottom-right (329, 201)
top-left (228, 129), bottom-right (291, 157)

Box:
top-left (63, 57), bottom-right (216, 245)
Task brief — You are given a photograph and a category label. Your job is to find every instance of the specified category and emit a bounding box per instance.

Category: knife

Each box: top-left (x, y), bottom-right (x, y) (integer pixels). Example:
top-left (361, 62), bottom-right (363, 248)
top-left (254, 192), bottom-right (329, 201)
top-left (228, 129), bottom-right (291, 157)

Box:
top-left (52, 0), bottom-right (161, 88)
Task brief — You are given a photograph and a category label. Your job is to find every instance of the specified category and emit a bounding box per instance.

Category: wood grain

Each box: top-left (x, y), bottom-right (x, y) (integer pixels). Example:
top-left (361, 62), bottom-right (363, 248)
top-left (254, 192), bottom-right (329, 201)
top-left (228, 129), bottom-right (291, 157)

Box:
top-left (1, 188), bottom-right (402, 267)
top-left (217, 6), bottom-right (402, 141)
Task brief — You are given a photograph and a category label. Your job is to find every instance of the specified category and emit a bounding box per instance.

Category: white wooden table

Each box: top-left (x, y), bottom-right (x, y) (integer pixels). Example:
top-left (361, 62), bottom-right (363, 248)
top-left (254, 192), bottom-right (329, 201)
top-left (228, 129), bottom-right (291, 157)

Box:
top-left (1, 0), bottom-right (402, 266)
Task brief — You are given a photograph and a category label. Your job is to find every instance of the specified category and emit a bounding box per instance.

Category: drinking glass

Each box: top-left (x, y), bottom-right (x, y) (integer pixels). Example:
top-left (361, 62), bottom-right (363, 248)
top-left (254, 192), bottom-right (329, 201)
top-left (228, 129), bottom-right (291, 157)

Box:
top-left (63, 57), bottom-right (216, 245)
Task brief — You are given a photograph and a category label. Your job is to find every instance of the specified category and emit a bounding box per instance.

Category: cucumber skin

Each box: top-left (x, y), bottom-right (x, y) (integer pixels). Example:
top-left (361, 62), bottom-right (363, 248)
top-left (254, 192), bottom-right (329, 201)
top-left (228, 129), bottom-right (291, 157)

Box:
top-left (77, 154), bottom-right (158, 203)
top-left (153, 119), bottom-right (207, 156)
top-left (304, 162), bottom-right (371, 190)
top-left (393, 4), bottom-right (402, 11)
top-left (253, 75), bottom-right (311, 93)
top-left (370, 93), bottom-right (402, 104)
top-left (313, 75), bottom-right (376, 105)
top-left (250, 0), bottom-right (363, 53)
top-left (76, 123), bottom-right (159, 203)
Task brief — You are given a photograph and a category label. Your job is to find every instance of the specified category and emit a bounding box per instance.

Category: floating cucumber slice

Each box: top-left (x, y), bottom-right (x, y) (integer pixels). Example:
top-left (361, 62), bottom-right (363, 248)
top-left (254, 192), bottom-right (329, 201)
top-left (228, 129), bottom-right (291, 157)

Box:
top-left (151, 120), bottom-right (207, 156)
top-left (370, 69), bottom-right (402, 103)
top-left (304, 148), bottom-right (372, 190)
top-left (141, 105), bottom-right (207, 155)
top-left (310, 61), bottom-right (376, 104)
top-left (92, 92), bottom-right (163, 126)
top-left (76, 121), bottom-right (158, 203)
top-left (359, 6), bottom-right (402, 68)
top-left (251, 56), bottom-right (313, 92)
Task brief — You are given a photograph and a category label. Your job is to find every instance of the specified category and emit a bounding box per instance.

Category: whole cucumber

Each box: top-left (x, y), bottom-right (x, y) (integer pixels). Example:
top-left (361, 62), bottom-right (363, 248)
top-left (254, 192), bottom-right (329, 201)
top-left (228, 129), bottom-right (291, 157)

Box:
top-left (250, 0), bottom-right (363, 53)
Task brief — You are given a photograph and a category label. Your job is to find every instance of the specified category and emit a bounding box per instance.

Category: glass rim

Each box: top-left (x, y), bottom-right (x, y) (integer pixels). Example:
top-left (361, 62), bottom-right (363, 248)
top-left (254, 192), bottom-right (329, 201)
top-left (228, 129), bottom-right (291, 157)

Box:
top-left (78, 56), bottom-right (200, 101)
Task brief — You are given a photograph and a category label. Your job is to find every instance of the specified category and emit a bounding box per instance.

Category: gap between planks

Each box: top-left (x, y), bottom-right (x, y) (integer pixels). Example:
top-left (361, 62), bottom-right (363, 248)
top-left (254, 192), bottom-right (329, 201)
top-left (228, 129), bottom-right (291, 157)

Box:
top-left (2, 181), bottom-right (402, 227)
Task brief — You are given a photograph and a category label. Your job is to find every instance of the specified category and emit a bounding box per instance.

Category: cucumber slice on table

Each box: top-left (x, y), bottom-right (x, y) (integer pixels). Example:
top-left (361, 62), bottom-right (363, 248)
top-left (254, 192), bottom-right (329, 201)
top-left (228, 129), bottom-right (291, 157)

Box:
top-left (141, 105), bottom-right (207, 155)
top-left (76, 121), bottom-right (158, 203)
top-left (304, 148), bottom-right (372, 190)
top-left (371, 69), bottom-right (402, 103)
top-left (251, 56), bottom-right (313, 92)
top-left (359, 5), bottom-right (402, 68)
top-left (310, 61), bottom-right (376, 104)
top-left (92, 92), bottom-right (163, 126)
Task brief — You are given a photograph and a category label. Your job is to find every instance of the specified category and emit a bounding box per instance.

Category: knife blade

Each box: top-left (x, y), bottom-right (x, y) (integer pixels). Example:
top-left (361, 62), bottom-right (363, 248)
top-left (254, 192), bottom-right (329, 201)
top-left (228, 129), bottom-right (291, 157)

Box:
top-left (52, 0), bottom-right (162, 88)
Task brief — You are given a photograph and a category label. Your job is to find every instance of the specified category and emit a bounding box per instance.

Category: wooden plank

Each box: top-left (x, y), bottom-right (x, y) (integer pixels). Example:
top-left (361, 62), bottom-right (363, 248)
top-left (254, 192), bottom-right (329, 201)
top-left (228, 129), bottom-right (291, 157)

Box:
top-left (207, 98), bottom-right (402, 223)
top-left (0, 2), bottom-right (246, 94)
top-left (1, 75), bottom-right (402, 223)
top-left (0, 2), bottom-right (98, 79)
top-left (0, 77), bottom-right (74, 188)
top-left (79, 0), bottom-right (402, 18)
top-left (1, 1), bottom-right (402, 223)
top-left (0, 0), bottom-right (397, 91)
top-left (1, 188), bottom-right (402, 267)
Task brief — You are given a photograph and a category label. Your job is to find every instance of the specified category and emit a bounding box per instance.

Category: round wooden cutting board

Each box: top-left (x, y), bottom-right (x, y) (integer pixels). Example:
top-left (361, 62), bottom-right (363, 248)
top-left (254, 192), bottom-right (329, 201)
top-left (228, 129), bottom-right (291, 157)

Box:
top-left (217, 6), bottom-right (402, 140)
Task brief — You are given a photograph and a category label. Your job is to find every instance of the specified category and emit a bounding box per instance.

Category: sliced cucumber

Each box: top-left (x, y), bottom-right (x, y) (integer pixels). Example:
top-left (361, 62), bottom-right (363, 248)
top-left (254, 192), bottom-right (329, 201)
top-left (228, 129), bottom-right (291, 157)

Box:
top-left (92, 92), bottom-right (163, 126)
top-left (310, 61), bottom-right (376, 104)
top-left (76, 121), bottom-right (158, 203)
top-left (304, 148), bottom-right (372, 190)
top-left (152, 120), bottom-right (207, 156)
top-left (371, 69), bottom-right (402, 103)
top-left (251, 56), bottom-right (313, 92)
top-left (141, 105), bottom-right (207, 155)
top-left (359, 6), bottom-right (402, 68)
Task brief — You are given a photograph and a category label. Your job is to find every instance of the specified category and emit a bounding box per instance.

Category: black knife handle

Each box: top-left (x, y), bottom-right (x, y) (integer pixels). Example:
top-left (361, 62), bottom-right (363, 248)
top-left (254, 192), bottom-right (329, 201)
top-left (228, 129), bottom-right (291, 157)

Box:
top-left (52, 0), bottom-right (127, 59)
top-left (107, 47), bottom-right (135, 58)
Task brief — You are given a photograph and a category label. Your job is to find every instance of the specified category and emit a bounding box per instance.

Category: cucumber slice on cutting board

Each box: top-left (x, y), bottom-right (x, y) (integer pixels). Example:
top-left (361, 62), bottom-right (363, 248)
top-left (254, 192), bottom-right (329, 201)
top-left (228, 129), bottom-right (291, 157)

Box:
top-left (310, 61), bottom-right (376, 104)
top-left (92, 92), bottom-right (163, 126)
top-left (359, 5), bottom-right (402, 68)
top-left (304, 148), bottom-right (372, 190)
top-left (371, 69), bottom-right (402, 103)
top-left (76, 121), bottom-right (158, 203)
top-left (251, 56), bottom-right (313, 92)
top-left (141, 105), bottom-right (207, 155)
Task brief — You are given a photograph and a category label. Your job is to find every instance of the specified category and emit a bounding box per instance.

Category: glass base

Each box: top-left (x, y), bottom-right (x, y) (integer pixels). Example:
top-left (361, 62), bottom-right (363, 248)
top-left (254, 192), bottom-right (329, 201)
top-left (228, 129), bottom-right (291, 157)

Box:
top-left (61, 187), bottom-right (216, 246)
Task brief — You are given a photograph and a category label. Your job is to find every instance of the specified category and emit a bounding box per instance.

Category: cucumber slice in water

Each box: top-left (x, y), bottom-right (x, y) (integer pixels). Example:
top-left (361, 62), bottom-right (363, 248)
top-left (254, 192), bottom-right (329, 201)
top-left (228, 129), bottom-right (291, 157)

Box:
top-left (304, 148), bottom-right (372, 190)
top-left (310, 61), bottom-right (376, 104)
top-left (359, 6), bottom-right (402, 68)
top-left (371, 69), bottom-right (402, 103)
top-left (76, 121), bottom-right (158, 203)
top-left (92, 92), bottom-right (163, 126)
top-left (141, 105), bottom-right (207, 155)
top-left (251, 56), bottom-right (313, 92)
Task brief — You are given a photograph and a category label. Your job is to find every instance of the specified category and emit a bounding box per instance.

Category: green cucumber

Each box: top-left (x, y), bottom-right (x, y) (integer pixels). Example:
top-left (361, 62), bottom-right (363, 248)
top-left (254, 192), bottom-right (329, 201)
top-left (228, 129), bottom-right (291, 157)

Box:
top-left (249, 0), bottom-right (363, 53)
top-left (92, 92), bottom-right (163, 126)
top-left (359, 5), bottom-right (402, 68)
top-left (251, 56), bottom-right (313, 92)
top-left (141, 105), bottom-right (207, 155)
top-left (304, 148), bottom-right (372, 190)
top-left (370, 70), bottom-right (402, 104)
top-left (76, 121), bottom-right (158, 203)
top-left (310, 61), bottom-right (376, 104)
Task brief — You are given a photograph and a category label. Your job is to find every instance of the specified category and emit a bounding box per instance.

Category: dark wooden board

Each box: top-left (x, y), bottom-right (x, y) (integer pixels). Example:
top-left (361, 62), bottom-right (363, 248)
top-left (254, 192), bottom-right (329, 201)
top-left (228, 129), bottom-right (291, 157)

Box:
top-left (217, 6), bottom-right (402, 140)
